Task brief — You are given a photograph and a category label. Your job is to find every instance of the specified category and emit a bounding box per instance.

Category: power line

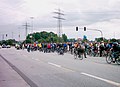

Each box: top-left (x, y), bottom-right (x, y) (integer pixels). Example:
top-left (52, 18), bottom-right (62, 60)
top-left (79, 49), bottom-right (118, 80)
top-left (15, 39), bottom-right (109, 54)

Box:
top-left (23, 22), bottom-right (30, 39)
top-left (66, 11), bottom-right (120, 14)
top-left (53, 8), bottom-right (65, 42)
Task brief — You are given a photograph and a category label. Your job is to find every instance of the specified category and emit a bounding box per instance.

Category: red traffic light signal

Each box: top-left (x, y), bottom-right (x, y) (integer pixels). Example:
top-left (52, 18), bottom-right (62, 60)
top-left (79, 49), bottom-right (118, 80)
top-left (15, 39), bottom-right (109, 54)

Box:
top-left (84, 27), bottom-right (86, 31)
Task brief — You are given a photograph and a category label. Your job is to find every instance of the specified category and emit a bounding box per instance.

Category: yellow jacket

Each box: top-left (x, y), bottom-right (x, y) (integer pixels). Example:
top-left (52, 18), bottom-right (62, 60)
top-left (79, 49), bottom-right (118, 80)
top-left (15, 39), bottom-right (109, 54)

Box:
top-left (38, 43), bottom-right (42, 48)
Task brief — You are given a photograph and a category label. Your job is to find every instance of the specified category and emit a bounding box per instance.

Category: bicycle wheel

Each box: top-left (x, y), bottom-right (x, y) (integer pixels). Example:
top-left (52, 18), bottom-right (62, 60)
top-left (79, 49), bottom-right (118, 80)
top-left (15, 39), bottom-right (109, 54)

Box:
top-left (106, 55), bottom-right (112, 64)
top-left (78, 53), bottom-right (83, 60)
top-left (73, 49), bottom-right (77, 59)
top-left (74, 50), bottom-right (77, 59)
top-left (116, 57), bottom-right (120, 65)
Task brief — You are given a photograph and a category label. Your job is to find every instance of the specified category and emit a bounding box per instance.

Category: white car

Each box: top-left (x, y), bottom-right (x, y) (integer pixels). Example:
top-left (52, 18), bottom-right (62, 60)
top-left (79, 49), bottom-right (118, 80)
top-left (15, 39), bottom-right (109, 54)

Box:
top-left (2, 44), bottom-right (6, 48)
top-left (15, 44), bottom-right (20, 50)
top-left (6, 45), bottom-right (11, 48)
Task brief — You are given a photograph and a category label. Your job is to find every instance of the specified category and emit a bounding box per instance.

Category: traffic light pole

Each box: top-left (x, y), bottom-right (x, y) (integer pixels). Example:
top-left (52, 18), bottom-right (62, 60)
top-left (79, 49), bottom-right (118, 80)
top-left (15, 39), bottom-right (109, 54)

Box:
top-left (76, 27), bottom-right (103, 39)
top-left (86, 28), bottom-right (103, 38)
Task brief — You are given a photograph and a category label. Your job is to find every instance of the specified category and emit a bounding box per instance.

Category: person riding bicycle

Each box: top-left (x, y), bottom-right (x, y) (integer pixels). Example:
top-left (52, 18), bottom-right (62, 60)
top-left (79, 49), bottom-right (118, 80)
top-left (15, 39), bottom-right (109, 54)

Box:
top-left (99, 41), bottom-right (105, 57)
top-left (111, 42), bottom-right (120, 62)
top-left (74, 42), bottom-right (78, 48)
top-left (73, 42), bottom-right (78, 55)
top-left (77, 43), bottom-right (85, 58)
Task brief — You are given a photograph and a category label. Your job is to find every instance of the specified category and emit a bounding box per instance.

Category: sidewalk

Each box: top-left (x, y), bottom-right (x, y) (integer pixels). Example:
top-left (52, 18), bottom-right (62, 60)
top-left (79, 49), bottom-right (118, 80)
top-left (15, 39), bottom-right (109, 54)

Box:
top-left (0, 55), bottom-right (30, 87)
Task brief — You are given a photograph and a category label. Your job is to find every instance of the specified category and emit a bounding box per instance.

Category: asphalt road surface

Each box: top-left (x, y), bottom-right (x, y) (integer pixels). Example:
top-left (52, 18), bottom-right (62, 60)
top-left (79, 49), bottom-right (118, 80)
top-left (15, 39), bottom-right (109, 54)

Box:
top-left (0, 47), bottom-right (120, 87)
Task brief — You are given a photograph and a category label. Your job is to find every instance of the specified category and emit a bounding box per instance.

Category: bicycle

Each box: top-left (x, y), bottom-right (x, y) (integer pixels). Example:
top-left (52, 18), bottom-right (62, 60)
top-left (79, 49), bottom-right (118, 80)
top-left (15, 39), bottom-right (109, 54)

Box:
top-left (73, 48), bottom-right (83, 60)
top-left (106, 51), bottom-right (120, 65)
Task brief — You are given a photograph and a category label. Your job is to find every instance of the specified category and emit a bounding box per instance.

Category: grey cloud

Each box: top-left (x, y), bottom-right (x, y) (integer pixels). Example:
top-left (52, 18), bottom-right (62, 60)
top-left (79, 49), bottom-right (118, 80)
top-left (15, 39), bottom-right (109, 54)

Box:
top-left (1, 0), bottom-right (120, 40)
top-left (63, 10), bottom-right (120, 27)
top-left (1, 0), bottom-right (24, 8)
top-left (0, 0), bottom-right (25, 24)
top-left (29, 10), bottom-right (120, 30)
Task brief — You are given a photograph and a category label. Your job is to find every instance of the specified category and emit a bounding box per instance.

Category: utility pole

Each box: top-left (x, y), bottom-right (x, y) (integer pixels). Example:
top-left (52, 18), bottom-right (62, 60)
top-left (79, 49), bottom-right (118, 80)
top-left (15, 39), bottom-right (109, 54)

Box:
top-left (53, 8), bottom-right (65, 42)
top-left (2, 34), bottom-right (4, 40)
top-left (23, 22), bottom-right (30, 39)
top-left (19, 34), bottom-right (20, 42)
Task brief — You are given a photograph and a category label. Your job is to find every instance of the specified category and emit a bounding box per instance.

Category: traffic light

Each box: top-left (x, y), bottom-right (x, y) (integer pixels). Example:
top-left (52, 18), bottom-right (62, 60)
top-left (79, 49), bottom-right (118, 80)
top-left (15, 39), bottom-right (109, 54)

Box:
top-left (84, 27), bottom-right (86, 31)
top-left (76, 27), bottom-right (78, 31)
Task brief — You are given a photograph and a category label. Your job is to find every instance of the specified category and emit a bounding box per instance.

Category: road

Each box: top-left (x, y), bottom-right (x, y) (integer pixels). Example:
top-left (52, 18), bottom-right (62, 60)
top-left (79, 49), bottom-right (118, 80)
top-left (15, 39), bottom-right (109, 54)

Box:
top-left (0, 47), bottom-right (120, 87)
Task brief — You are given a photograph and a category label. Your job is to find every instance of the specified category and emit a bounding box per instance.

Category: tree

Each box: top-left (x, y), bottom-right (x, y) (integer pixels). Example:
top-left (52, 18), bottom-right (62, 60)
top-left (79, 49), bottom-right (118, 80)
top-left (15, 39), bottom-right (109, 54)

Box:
top-left (0, 39), bottom-right (17, 46)
top-left (34, 32), bottom-right (40, 41)
top-left (95, 37), bottom-right (104, 42)
top-left (26, 31), bottom-right (68, 43)
top-left (62, 34), bottom-right (67, 42)
top-left (67, 38), bottom-right (76, 42)
top-left (0, 40), bottom-right (7, 45)
top-left (6, 39), bottom-right (14, 45)
top-left (25, 39), bottom-right (31, 44)
top-left (110, 38), bottom-right (118, 42)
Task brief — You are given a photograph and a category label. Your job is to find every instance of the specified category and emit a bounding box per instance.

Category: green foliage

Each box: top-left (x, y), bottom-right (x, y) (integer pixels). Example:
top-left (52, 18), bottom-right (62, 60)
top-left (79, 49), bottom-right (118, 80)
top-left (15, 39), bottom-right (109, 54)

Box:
top-left (26, 31), bottom-right (68, 43)
top-left (0, 39), bottom-right (16, 45)
top-left (95, 37), bottom-right (119, 43)
top-left (6, 39), bottom-right (13, 45)
top-left (0, 40), bottom-right (7, 45)
top-left (67, 38), bottom-right (76, 42)
top-left (95, 37), bottom-right (104, 42)
top-left (25, 39), bottom-right (31, 44)
top-left (110, 38), bottom-right (118, 42)
top-left (62, 34), bottom-right (67, 42)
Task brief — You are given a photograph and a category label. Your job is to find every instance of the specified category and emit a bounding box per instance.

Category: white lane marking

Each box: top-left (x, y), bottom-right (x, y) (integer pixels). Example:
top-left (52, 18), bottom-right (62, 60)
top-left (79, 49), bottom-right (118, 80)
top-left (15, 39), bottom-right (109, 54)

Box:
top-left (31, 58), bottom-right (34, 59)
top-left (48, 62), bottom-right (61, 68)
top-left (62, 67), bottom-right (75, 72)
top-left (81, 72), bottom-right (120, 87)
top-left (31, 58), bottom-right (39, 61)
top-left (35, 59), bottom-right (39, 61)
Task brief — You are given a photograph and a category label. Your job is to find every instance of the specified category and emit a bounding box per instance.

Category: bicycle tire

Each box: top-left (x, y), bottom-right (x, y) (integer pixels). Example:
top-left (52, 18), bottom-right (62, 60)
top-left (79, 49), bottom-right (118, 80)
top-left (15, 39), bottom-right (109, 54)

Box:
top-left (106, 55), bottom-right (112, 64)
top-left (78, 53), bottom-right (83, 60)
top-left (116, 57), bottom-right (120, 65)
top-left (74, 51), bottom-right (77, 59)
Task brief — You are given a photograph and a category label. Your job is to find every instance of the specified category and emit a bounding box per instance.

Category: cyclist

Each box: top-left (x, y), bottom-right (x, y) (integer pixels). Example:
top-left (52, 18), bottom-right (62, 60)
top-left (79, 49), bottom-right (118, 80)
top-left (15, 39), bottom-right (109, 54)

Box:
top-left (73, 42), bottom-right (78, 57)
top-left (74, 42), bottom-right (78, 49)
top-left (77, 43), bottom-right (85, 58)
top-left (111, 42), bottom-right (120, 62)
top-left (99, 41), bottom-right (105, 57)
top-left (38, 43), bottom-right (42, 52)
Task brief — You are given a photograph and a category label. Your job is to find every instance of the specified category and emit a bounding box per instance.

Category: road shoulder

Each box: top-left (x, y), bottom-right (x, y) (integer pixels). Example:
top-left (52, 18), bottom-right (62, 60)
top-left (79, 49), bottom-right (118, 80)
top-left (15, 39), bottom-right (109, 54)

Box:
top-left (0, 54), bottom-right (30, 87)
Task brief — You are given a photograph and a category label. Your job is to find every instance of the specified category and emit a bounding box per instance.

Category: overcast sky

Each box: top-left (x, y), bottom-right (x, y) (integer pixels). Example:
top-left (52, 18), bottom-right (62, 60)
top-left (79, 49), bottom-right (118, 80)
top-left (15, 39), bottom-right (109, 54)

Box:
top-left (0, 0), bottom-right (120, 41)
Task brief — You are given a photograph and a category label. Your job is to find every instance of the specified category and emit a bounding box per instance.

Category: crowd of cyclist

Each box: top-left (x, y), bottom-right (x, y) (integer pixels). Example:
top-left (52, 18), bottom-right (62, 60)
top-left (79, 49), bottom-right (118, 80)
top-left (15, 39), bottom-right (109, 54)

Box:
top-left (20, 41), bottom-right (120, 59)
